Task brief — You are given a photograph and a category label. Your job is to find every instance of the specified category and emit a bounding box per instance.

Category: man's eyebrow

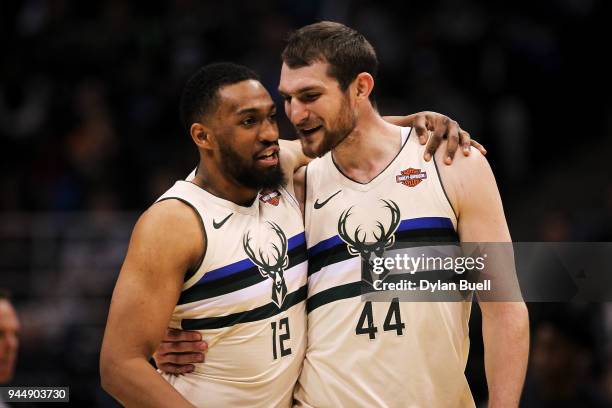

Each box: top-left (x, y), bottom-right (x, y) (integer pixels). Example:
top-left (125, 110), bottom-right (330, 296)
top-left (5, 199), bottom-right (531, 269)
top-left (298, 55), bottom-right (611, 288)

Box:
top-left (297, 86), bottom-right (322, 93)
top-left (236, 104), bottom-right (276, 115)
top-left (278, 86), bottom-right (322, 97)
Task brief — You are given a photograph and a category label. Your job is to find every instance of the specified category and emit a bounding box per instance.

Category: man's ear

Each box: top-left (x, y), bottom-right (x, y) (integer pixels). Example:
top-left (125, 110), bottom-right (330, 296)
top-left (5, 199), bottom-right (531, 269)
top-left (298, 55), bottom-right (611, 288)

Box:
top-left (354, 72), bottom-right (374, 101)
top-left (190, 122), bottom-right (215, 150)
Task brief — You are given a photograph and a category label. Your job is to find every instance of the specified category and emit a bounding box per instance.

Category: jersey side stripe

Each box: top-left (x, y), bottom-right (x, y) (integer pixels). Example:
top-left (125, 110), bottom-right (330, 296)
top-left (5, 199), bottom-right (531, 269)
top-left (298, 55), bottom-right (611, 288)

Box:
top-left (197, 232), bottom-right (305, 284)
top-left (182, 284), bottom-right (307, 330)
top-left (308, 216), bottom-right (456, 258)
top-left (308, 230), bottom-right (459, 277)
top-left (306, 282), bottom-right (361, 313)
top-left (178, 251), bottom-right (307, 305)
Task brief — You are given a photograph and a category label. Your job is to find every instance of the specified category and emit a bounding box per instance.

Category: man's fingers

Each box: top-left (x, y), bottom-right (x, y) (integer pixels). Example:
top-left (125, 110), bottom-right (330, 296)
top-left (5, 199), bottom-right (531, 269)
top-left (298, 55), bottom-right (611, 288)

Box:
top-left (158, 340), bottom-right (208, 354)
top-left (458, 130), bottom-right (472, 156)
top-left (164, 328), bottom-right (202, 342)
top-left (444, 121), bottom-right (460, 165)
top-left (470, 139), bottom-right (487, 155)
top-left (412, 115), bottom-right (429, 145)
top-left (158, 352), bottom-right (205, 365)
top-left (158, 363), bottom-right (195, 375)
top-left (424, 116), bottom-right (448, 161)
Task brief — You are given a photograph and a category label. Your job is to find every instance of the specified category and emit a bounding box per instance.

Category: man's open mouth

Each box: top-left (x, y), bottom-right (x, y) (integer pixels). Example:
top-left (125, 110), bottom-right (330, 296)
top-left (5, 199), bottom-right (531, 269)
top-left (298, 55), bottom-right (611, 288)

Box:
top-left (255, 149), bottom-right (279, 165)
top-left (300, 125), bottom-right (322, 137)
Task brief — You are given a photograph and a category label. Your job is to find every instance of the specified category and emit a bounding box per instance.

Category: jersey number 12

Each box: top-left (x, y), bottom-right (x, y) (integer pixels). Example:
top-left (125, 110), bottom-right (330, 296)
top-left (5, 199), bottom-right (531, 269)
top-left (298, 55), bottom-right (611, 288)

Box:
top-left (271, 317), bottom-right (292, 359)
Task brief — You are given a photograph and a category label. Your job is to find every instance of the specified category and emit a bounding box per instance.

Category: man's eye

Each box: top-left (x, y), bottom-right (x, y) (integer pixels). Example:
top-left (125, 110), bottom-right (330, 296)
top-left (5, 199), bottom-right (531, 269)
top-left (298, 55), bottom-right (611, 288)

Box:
top-left (303, 93), bottom-right (320, 102)
top-left (242, 117), bottom-right (257, 126)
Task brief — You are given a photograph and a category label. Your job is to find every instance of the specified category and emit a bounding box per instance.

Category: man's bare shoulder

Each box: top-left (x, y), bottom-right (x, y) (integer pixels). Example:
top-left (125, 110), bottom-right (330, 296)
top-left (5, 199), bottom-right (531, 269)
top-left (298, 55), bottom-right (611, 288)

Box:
top-left (434, 139), bottom-right (491, 174)
top-left (139, 199), bottom-right (202, 235)
top-left (129, 199), bottom-right (205, 270)
top-left (434, 140), bottom-right (497, 215)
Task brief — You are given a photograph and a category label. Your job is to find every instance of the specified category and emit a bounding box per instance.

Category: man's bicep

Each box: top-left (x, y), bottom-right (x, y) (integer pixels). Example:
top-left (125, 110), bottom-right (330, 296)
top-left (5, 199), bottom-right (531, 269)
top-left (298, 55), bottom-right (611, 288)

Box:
top-left (103, 203), bottom-right (203, 359)
top-left (449, 154), bottom-right (524, 305)
top-left (455, 154), bottom-right (511, 242)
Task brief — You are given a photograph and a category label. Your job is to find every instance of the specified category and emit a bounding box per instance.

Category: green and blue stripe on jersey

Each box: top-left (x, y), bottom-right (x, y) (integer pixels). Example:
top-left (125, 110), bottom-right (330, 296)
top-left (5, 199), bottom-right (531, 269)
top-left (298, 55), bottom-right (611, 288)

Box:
top-left (178, 232), bottom-right (307, 305)
top-left (306, 217), bottom-right (459, 313)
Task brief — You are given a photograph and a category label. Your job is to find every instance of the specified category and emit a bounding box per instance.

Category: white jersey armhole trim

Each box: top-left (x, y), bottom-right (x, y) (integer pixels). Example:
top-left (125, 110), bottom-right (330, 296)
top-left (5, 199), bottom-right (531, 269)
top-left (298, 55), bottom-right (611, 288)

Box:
top-left (153, 196), bottom-right (208, 290)
top-left (431, 156), bottom-right (459, 230)
top-left (401, 126), bottom-right (411, 146)
top-left (279, 184), bottom-right (301, 213)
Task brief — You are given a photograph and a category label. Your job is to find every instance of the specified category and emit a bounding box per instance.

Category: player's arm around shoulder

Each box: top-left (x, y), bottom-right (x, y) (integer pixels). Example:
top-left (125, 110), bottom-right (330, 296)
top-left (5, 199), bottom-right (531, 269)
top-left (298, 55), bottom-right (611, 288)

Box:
top-left (280, 139), bottom-right (311, 195)
top-left (292, 165), bottom-right (307, 216)
top-left (100, 200), bottom-right (205, 408)
top-left (279, 139), bottom-right (311, 172)
top-left (434, 142), bottom-right (529, 407)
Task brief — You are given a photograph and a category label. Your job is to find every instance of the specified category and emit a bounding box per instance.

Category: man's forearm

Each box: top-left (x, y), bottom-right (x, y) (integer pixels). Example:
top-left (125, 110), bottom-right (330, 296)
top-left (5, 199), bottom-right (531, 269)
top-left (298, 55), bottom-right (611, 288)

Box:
top-left (279, 139), bottom-right (312, 172)
top-left (382, 115), bottom-right (418, 127)
top-left (481, 302), bottom-right (529, 407)
top-left (101, 356), bottom-right (194, 407)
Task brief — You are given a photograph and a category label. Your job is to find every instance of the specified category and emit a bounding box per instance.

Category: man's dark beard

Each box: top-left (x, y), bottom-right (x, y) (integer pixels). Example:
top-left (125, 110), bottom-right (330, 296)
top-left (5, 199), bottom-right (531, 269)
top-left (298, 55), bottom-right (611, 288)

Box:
top-left (321, 97), bottom-right (356, 155)
top-left (218, 143), bottom-right (285, 190)
top-left (303, 92), bottom-right (356, 158)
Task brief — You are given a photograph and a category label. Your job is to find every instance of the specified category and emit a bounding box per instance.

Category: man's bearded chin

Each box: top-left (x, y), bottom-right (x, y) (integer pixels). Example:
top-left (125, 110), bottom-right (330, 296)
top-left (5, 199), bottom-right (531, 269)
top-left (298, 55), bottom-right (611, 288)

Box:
top-left (219, 143), bottom-right (285, 190)
top-left (311, 100), bottom-right (357, 158)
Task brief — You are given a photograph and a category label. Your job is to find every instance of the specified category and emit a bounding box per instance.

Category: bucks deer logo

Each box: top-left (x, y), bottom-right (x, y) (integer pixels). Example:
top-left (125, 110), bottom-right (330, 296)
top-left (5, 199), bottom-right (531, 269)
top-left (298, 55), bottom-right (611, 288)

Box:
top-left (338, 200), bottom-right (401, 280)
top-left (243, 222), bottom-right (289, 308)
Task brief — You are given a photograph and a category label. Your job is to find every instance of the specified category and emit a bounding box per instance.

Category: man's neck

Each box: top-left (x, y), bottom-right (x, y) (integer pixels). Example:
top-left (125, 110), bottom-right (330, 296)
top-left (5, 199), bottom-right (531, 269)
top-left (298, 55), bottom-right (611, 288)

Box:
top-left (332, 108), bottom-right (402, 183)
top-left (192, 164), bottom-right (258, 206)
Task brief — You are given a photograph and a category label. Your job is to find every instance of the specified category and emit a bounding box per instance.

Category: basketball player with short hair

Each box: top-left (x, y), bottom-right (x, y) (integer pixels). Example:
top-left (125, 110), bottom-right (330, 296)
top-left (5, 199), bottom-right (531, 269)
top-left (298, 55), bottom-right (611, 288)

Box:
top-left (100, 63), bottom-right (309, 407)
top-left (100, 61), bottom-right (475, 407)
top-left (278, 22), bottom-right (529, 407)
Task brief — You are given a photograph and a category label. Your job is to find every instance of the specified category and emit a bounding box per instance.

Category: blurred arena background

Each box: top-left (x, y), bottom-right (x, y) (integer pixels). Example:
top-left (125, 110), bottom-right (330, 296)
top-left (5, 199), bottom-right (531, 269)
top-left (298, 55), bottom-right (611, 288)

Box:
top-left (1, 1), bottom-right (611, 406)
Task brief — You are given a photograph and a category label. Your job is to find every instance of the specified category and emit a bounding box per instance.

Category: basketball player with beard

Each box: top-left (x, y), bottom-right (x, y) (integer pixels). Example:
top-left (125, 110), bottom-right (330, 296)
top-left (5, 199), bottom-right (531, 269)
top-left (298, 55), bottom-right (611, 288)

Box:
top-left (100, 63), bottom-right (309, 407)
top-left (277, 22), bottom-right (529, 407)
top-left (100, 62), bottom-right (475, 407)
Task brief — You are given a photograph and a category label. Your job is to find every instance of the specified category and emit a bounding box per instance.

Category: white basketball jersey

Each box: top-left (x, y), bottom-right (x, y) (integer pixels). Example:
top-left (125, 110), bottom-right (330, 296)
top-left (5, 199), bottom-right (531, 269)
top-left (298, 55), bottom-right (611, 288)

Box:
top-left (294, 127), bottom-right (475, 408)
top-left (156, 180), bottom-right (307, 408)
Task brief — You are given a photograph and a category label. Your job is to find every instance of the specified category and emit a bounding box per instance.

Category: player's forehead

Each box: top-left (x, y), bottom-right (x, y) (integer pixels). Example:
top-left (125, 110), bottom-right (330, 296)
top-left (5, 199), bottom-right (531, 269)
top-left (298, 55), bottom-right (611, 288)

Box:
top-left (278, 61), bottom-right (335, 95)
top-left (217, 79), bottom-right (275, 115)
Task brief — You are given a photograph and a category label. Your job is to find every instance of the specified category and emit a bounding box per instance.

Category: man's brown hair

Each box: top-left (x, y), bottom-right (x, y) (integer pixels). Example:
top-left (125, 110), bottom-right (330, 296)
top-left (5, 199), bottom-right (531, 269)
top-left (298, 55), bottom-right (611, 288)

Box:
top-left (282, 21), bottom-right (378, 99)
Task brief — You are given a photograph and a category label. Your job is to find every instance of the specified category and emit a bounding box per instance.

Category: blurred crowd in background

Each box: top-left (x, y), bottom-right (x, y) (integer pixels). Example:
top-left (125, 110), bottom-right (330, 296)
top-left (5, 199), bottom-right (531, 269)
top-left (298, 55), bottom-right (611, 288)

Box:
top-left (1, 0), bottom-right (611, 406)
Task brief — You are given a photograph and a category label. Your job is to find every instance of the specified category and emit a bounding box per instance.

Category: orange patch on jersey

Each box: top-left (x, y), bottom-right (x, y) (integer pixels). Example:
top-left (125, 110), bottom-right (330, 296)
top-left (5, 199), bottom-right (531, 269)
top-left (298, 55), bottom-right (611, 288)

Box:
top-left (260, 189), bottom-right (281, 206)
top-left (396, 168), bottom-right (427, 187)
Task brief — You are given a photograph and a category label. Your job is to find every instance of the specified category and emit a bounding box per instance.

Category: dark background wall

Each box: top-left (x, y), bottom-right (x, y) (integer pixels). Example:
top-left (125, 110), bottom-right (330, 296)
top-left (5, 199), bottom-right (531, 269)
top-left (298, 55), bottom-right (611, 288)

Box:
top-left (1, 1), bottom-right (611, 406)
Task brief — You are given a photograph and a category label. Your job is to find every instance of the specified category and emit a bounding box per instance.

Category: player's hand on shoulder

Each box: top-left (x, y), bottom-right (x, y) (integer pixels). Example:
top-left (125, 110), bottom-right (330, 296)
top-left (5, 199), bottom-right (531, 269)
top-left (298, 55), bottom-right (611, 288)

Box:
top-left (412, 111), bottom-right (487, 163)
top-left (433, 138), bottom-right (491, 186)
top-left (383, 112), bottom-right (486, 163)
top-left (153, 328), bottom-right (208, 375)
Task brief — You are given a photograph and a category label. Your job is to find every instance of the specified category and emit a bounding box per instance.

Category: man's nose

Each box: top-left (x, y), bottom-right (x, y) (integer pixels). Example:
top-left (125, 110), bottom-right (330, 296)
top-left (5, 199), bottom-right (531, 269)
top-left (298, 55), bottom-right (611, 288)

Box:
top-left (289, 99), bottom-right (309, 126)
top-left (258, 117), bottom-right (278, 143)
